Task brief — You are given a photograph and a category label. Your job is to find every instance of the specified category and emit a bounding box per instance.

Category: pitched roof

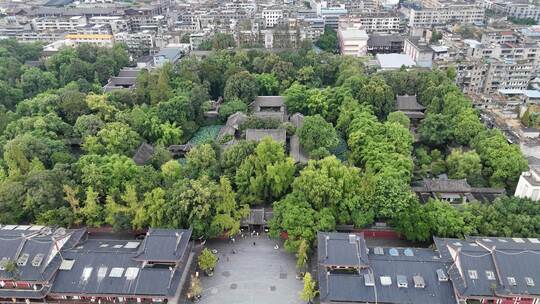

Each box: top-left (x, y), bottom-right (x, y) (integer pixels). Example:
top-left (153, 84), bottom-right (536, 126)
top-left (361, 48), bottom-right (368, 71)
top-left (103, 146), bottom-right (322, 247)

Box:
top-left (435, 236), bottom-right (540, 299)
top-left (422, 178), bottom-right (472, 193)
top-left (134, 228), bottom-right (192, 263)
top-left (241, 208), bottom-right (273, 225)
top-left (253, 111), bottom-right (288, 122)
top-left (250, 96), bottom-right (285, 109)
top-left (51, 228), bottom-right (192, 298)
top-left (317, 232), bottom-right (369, 268)
top-left (132, 143), bottom-right (155, 165)
top-left (0, 226), bottom-right (85, 299)
top-left (318, 232), bottom-right (456, 304)
top-left (396, 95), bottom-right (426, 111)
top-left (245, 129), bottom-right (286, 143)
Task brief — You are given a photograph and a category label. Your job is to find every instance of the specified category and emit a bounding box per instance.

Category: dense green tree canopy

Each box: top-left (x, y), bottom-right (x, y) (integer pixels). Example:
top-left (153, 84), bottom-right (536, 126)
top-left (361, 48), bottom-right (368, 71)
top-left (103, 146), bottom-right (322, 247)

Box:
top-left (0, 40), bottom-right (531, 246)
top-left (298, 115), bottom-right (339, 156)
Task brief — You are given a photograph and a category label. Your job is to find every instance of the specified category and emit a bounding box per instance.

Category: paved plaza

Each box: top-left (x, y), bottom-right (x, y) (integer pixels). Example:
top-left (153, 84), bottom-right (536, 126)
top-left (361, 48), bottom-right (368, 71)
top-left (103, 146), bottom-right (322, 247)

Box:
top-left (197, 234), bottom-right (304, 304)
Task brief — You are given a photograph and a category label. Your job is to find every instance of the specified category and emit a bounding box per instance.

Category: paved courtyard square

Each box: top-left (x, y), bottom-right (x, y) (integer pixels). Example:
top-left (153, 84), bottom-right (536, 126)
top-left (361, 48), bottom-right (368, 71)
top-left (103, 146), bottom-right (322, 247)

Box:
top-left (197, 234), bottom-right (304, 304)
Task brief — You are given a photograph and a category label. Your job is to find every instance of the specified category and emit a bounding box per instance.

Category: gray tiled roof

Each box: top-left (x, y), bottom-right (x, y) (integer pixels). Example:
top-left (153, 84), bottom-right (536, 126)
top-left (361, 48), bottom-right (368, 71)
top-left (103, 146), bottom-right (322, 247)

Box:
top-left (396, 95), bottom-right (425, 111)
top-left (245, 129), bottom-right (286, 143)
top-left (134, 228), bottom-right (191, 262)
top-left (318, 232), bottom-right (369, 268)
top-left (253, 111), bottom-right (288, 122)
top-left (318, 232), bottom-right (457, 304)
top-left (250, 96), bottom-right (285, 109)
top-left (0, 227), bottom-right (84, 282)
top-left (435, 236), bottom-right (540, 299)
top-left (51, 228), bottom-right (192, 298)
top-left (132, 143), bottom-right (155, 165)
top-left (422, 178), bottom-right (472, 193)
top-left (51, 251), bottom-right (178, 297)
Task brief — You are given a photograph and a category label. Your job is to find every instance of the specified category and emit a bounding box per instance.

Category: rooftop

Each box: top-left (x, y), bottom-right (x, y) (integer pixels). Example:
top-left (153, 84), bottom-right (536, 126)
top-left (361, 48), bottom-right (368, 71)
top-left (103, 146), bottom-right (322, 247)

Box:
top-left (318, 232), bottom-right (456, 304)
top-left (435, 236), bottom-right (540, 298)
top-left (396, 95), bottom-right (425, 112)
top-left (376, 54), bottom-right (416, 69)
top-left (339, 28), bottom-right (369, 40)
top-left (245, 129), bottom-right (286, 143)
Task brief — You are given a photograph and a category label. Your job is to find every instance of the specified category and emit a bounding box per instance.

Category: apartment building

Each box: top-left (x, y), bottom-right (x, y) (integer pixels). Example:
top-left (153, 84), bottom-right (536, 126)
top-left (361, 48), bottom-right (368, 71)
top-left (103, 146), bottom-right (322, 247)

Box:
top-left (64, 33), bottom-right (114, 47)
top-left (339, 12), bottom-right (401, 34)
top-left (32, 15), bottom-right (87, 32)
top-left (338, 27), bottom-right (369, 56)
top-left (320, 7), bottom-right (348, 29)
top-left (451, 39), bottom-right (540, 94)
top-left (89, 16), bottom-right (130, 33)
top-left (408, 4), bottom-right (485, 28)
top-left (481, 29), bottom-right (518, 45)
top-left (114, 31), bottom-right (155, 55)
top-left (261, 9), bottom-right (283, 28)
top-left (491, 1), bottom-right (540, 22)
top-left (403, 37), bottom-right (434, 68)
top-left (300, 18), bottom-right (325, 40)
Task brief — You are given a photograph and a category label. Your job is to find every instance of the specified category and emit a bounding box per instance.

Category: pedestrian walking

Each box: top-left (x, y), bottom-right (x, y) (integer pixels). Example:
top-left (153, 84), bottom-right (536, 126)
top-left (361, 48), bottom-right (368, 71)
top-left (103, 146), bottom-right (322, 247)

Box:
top-left (253, 241), bottom-right (256, 246)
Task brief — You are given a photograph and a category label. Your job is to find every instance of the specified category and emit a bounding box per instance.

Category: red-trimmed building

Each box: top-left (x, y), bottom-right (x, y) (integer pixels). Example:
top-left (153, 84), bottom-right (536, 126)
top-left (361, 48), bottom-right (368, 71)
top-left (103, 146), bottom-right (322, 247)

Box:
top-left (0, 225), bottom-right (192, 303)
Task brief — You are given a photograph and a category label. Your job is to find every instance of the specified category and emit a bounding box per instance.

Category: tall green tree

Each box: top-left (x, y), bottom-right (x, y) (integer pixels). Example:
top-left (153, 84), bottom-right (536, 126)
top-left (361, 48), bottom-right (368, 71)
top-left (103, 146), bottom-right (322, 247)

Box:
top-left (223, 71), bottom-right (259, 103)
top-left (235, 137), bottom-right (295, 205)
top-left (297, 115), bottom-right (339, 156)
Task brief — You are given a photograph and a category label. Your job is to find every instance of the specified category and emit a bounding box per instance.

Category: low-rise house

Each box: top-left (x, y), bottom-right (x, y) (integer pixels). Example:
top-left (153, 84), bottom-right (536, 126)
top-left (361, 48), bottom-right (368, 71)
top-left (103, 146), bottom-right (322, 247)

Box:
top-left (367, 34), bottom-right (404, 55)
top-left (413, 177), bottom-right (505, 204)
top-left (241, 208), bottom-right (273, 231)
top-left (103, 68), bottom-right (141, 92)
top-left (250, 96), bottom-right (288, 122)
top-left (217, 111), bottom-right (248, 142)
top-left (219, 97), bottom-right (310, 163)
top-left (403, 38), bottom-right (433, 68)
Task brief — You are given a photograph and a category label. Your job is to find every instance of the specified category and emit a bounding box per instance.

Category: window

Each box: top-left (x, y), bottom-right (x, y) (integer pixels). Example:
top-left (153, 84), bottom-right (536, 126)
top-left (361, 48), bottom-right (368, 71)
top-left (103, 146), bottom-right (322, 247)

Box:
top-left (507, 277), bottom-right (517, 286)
top-left (468, 270), bottom-right (478, 280)
top-left (525, 277), bottom-right (535, 287)
top-left (486, 271), bottom-right (496, 280)
top-left (380, 276), bottom-right (392, 286)
top-left (109, 267), bottom-right (124, 278)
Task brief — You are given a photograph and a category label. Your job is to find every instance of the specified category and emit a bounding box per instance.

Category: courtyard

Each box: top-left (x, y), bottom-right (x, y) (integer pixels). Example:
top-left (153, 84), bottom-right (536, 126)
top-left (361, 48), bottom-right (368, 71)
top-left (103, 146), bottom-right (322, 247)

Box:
top-left (197, 234), bottom-right (304, 304)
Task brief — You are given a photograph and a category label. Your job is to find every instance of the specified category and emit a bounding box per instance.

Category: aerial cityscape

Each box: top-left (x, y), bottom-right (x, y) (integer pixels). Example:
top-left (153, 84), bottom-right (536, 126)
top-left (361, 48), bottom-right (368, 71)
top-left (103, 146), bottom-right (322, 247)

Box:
top-left (0, 0), bottom-right (539, 303)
